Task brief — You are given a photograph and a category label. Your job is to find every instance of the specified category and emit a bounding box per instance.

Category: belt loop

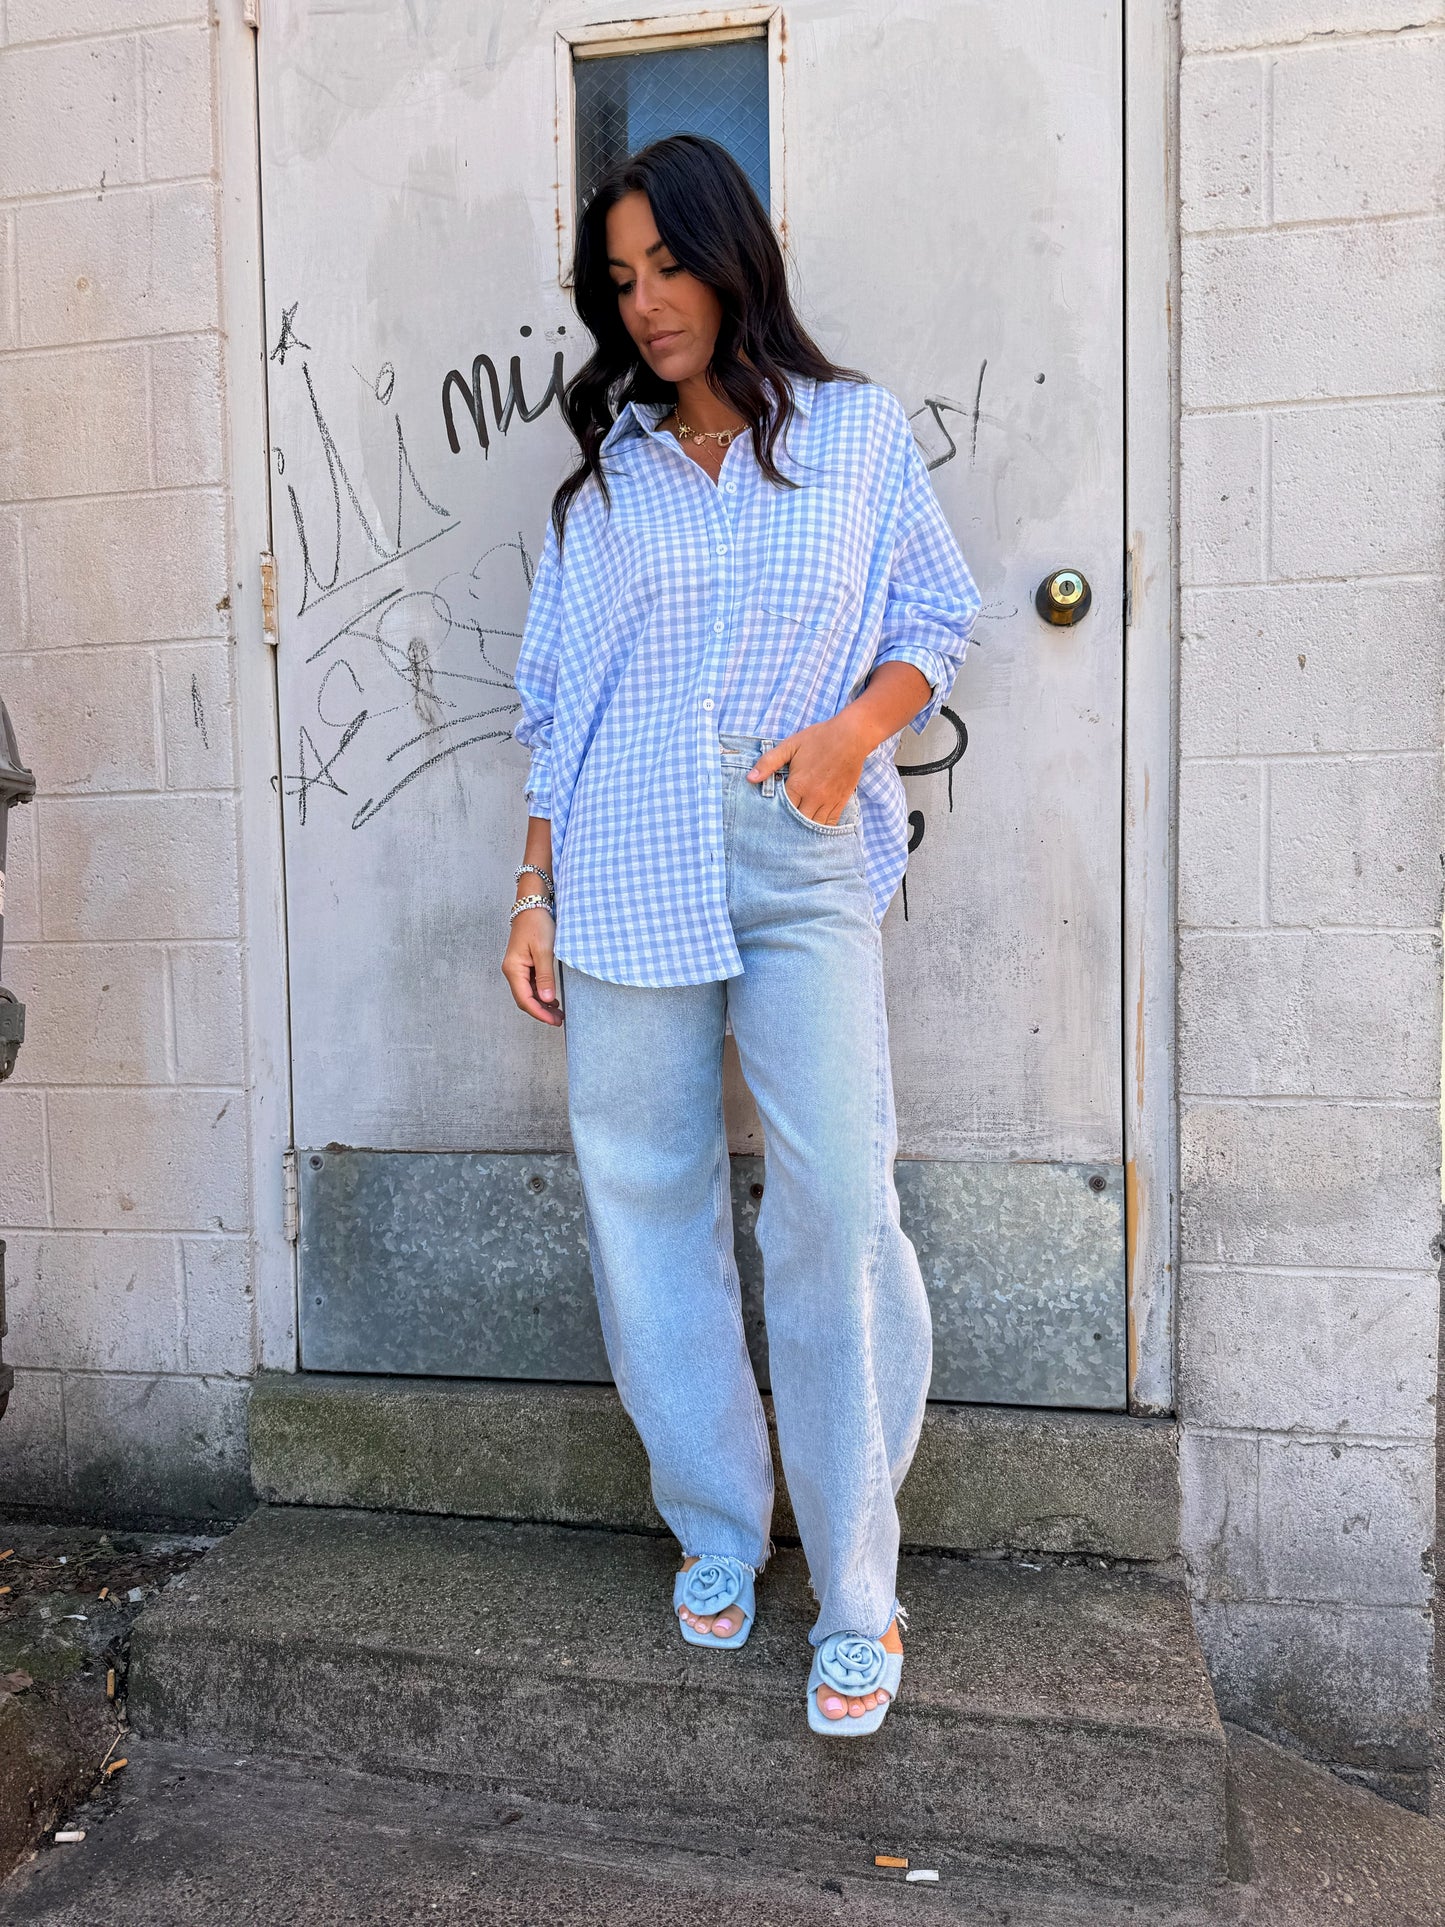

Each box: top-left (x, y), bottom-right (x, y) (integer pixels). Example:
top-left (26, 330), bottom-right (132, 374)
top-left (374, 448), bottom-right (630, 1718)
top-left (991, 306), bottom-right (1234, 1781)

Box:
top-left (759, 737), bottom-right (776, 799)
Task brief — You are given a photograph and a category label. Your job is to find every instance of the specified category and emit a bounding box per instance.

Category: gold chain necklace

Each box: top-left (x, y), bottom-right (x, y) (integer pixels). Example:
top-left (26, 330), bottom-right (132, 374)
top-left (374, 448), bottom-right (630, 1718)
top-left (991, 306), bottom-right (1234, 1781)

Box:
top-left (673, 415), bottom-right (741, 446)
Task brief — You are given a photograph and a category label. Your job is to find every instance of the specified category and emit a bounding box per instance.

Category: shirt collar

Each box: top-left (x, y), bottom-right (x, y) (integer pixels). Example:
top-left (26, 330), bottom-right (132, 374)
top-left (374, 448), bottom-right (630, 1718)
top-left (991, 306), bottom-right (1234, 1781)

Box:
top-left (599, 371), bottom-right (817, 455)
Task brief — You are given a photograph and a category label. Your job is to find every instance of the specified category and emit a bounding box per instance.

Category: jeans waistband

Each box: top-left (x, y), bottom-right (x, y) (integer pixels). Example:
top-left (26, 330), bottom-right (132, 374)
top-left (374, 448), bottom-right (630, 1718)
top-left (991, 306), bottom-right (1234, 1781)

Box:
top-left (718, 733), bottom-right (780, 795)
top-left (718, 732), bottom-right (776, 762)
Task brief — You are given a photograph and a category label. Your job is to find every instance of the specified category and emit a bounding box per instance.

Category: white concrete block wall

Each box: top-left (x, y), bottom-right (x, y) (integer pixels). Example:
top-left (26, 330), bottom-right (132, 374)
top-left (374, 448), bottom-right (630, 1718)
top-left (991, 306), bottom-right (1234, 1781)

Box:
top-left (0, 0), bottom-right (254, 1521)
top-left (1178, 4), bottom-right (1444, 1806)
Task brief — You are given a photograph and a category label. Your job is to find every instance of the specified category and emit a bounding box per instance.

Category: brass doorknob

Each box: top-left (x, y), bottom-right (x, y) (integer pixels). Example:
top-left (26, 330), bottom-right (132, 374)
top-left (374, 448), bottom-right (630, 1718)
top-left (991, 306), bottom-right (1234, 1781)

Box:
top-left (1035, 568), bottom-right (1092, 626)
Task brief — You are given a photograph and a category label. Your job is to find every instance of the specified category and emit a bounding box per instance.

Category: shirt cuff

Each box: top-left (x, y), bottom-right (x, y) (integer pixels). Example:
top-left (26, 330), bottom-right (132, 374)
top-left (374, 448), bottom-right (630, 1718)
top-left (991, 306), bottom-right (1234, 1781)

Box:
top-left (874, 641), bottom-right (955, 735)
top-left (523, 747), bottom-right (552, 818)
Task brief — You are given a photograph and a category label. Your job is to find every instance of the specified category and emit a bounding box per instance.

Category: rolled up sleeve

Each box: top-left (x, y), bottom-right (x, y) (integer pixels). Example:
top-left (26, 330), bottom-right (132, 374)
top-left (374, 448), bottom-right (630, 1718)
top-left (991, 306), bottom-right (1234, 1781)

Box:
top-left (874, 434), bottom-right (983, 735)
top-left (512, 519), bottom-right (563, 817)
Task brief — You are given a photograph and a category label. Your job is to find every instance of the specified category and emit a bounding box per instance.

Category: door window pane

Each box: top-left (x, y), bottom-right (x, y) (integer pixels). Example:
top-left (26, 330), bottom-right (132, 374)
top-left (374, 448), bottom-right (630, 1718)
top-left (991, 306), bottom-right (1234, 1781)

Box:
top-left (574, 36), bottom-right (770, 212)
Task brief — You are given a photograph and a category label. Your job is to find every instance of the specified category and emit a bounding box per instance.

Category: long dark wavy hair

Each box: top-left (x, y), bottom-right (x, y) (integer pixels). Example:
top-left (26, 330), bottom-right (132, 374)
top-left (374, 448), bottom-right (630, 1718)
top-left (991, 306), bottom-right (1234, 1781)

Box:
top-left (551, 133), bottom-right (863, 544)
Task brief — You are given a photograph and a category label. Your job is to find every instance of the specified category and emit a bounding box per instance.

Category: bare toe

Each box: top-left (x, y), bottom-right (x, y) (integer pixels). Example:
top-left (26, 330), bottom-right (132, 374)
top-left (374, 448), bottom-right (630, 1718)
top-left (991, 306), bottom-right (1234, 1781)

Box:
top-left (818, 1691), bottom-right (847, 1721)
top-left (847, 1697), bottom-right (867, 1718)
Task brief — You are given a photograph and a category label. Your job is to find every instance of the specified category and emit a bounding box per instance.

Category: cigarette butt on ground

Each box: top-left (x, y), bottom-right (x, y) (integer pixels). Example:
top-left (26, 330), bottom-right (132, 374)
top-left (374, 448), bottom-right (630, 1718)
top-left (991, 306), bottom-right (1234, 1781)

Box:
top-left (0, 1585), bottom-right (10, 1595)
top-left (874, 1855), bottom-right (909, 1868)
top-left (104, 1758), bottom-right (128, 1777)
top-left (0, 1549), bottom-right (13, 1561)
top-left (106, 1668), bottom-right (116, 1699)
top-left (54, 1831), bottom-right (85, 1844)
top-left (905, 1869), bottom-right (940, 1883)
top-left (99, 1587), bottom-right (109, 1600)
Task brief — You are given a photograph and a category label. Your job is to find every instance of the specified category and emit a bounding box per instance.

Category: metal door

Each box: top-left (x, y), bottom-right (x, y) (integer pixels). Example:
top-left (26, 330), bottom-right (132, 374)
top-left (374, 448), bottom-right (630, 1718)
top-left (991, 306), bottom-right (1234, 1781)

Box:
top-left (259, 0), bottom-right (1125, 1405)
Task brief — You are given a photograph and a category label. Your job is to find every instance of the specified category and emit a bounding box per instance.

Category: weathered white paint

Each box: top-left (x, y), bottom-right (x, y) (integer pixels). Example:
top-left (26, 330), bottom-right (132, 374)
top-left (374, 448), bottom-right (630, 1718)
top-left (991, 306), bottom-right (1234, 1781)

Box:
top-left (259, 0), bottom-right (1127, 1202)
top-left (217, 1), bottom-right (295, 1374)
top-left (1123, 0), bottom-right (1180, 1414)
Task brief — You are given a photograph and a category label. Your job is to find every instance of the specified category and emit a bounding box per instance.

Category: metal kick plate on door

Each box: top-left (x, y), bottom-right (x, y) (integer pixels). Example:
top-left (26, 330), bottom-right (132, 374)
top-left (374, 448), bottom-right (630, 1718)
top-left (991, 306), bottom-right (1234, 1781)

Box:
top-left (297, 1152), bottom-right (1126, 1408)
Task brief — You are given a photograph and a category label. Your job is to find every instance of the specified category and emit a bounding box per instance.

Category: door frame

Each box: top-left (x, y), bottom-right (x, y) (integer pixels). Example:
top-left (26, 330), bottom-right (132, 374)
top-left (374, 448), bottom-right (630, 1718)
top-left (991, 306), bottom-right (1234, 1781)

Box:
top-left (220, 0), bottom-right (1181, 1413)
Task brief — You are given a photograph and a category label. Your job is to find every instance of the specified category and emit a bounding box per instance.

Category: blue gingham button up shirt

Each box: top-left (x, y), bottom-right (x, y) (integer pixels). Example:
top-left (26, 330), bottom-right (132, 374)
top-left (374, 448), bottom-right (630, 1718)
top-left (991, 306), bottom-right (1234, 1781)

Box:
top-left (513, 375), bottom-right (982, 988)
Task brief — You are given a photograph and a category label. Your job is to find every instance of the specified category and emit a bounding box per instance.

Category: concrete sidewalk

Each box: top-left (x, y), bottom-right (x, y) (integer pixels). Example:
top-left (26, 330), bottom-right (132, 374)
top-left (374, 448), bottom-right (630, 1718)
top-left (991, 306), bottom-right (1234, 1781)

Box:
top-left (1, 1723), bottom-right (1442, 1926)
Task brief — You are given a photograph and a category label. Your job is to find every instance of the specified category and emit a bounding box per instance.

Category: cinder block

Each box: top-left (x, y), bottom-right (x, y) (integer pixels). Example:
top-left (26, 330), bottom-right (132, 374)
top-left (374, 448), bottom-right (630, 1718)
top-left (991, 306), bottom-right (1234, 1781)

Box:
top-left (169, 943), bottom-right (244, 1083)
top-left (0, 646), bottom-right (160, 792)
top-left (1, 793), bottom-right (41, 942)
top-left (0, 1087), bottom-right (48, 1227)
top-left (180, 1236), bottom-right (254, 1375)
top-left (0, 35), bottom-right (139, 198)
top-left (1180, 412), bottom-right (1265, 587)
top-left (38, 793), bottom-right (239, 942)
top-left (1177, 760), bottom-right (1263, 927)
top-left (0, 1367), bottom-right (64, 1507)
top-left (7, 1), bottom-right (206, 41)
top-left (1179, 929), bottom-right (1441, 1097)
top-left (1180, 1099), bottom-right (1439, 1269)
top-left (1, 1230), bottom-right (185, 1372)
top-left (1182, 0), bottom-right (1445, 53)
top-left (0, 212), bottom-right (16, 354)
top-left (23, 488), bottom-right (227, 647)
top-left (1181, 580), bottom-right (1443, 755)
top-left (149, 335), bottom-right (224, 490)
top-left (0, 344), bottom-right (151, 504)
top-left (1180, 1266), bottom-right (1438, 1437)
top-left (1273, 33), bottom-right (1445, 222)
top-left (1256, 1437), bottom-right (1435, 1607)
top-left (1180, 53), bottom-right (1265, 232)
top-left (1191, 1597), bottom-right (1432, 1797)
top-left (63, 1370), bottom-right (252, 1523)
top-left (1180, 1427), bottom-right (1261, 1600)
top-left (1268, 754), bottom-right (1441, 927)
top-left (1183, 220), bottom-right (1445, 410)
top-left (1271, 399), bottom-right (1445, 580)
top-left (15, 181), bottom-right (217, 348)
top-left (160, 641), bottom-right (234, 788)
top-left (0, 506), bottom-right (21, 633)
top-left (3, 940), bottom-right (170, 1085)
top-left (141, 25), bottom-right (213, 180)
top-left (47, 1086), bottom-right (247, 1231)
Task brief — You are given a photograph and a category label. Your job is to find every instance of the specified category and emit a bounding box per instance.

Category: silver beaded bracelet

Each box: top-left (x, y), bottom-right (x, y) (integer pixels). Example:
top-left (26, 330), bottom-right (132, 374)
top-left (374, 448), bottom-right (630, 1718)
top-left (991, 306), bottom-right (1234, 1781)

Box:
top-left (510, 893), bottom-right (556, 922)
top-left (515, 860), bottom-right (556, 892)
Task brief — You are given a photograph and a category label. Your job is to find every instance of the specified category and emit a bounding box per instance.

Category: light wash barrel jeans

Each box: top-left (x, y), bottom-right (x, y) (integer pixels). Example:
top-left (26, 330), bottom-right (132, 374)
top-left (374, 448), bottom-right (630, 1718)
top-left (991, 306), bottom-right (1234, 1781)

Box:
top-left (561, 733), bottom-right (932, 1646)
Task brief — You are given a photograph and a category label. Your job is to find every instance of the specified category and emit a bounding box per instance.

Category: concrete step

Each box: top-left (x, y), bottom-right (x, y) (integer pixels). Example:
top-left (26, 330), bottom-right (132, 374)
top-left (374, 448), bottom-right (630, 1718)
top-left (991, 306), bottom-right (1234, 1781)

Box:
top-left (128, 1504), bottom-right (1227, 1889)
top-left (249, 1371), bottom-right (1181, 1560)
top-left (12, 1729), bottom-right (1445, 1927)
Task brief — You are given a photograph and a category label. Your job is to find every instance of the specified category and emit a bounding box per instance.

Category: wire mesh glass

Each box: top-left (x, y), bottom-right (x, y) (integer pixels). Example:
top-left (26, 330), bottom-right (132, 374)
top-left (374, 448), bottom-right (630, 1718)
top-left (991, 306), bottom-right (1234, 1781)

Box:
top-left (574, 37), bottom-right (771, 215)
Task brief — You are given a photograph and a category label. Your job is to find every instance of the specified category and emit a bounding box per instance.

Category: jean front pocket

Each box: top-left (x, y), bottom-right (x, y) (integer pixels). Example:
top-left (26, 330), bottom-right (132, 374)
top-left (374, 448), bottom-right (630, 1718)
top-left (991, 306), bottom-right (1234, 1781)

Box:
top-left (780, 776), bottom-right (861, 836)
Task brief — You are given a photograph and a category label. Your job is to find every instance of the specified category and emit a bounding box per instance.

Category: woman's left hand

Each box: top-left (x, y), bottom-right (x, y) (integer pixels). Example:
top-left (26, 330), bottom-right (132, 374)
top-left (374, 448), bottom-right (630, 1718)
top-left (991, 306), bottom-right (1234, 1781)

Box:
top-left (747, 712), bottom-right (870, 824)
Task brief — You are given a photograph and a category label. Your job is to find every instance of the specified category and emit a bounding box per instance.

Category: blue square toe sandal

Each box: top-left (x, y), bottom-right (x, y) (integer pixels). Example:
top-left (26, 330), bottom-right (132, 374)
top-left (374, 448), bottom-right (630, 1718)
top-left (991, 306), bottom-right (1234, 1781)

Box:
top-left (673, 1554), bottom-right (756, 1649)
top-left (806, 1631), bottom-right (903, 1737)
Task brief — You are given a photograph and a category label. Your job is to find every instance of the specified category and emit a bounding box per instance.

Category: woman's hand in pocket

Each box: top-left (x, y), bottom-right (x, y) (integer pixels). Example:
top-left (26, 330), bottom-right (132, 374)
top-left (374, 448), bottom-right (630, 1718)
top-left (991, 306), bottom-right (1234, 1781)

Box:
top-left (502, 909), bottom-right (563, 1025)
top-left (747, 711), bottom-right (870, 824)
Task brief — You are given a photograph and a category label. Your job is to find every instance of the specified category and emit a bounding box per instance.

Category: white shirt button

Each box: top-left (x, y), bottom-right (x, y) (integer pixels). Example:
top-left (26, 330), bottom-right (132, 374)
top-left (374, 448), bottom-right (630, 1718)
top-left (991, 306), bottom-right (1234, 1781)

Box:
top-left (717, 544), bottom-right (728, 555)
top-left (702, 698), bottom-right (715, 712)
top-left (713, 620), bottom-right (724, 634)
top-left (725, 481), bottom-right (737, 493)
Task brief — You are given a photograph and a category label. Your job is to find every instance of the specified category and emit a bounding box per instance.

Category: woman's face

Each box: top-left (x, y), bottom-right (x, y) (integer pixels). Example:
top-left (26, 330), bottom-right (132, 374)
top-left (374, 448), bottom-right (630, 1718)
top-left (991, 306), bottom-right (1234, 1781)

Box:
top-left (605, 189), bottom-right (722, 386)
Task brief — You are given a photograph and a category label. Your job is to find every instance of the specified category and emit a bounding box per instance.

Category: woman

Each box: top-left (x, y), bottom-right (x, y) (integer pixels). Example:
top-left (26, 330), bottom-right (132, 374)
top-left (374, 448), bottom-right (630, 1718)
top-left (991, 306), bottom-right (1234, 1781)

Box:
top-left (503, 133), bottom-right (980, 1736)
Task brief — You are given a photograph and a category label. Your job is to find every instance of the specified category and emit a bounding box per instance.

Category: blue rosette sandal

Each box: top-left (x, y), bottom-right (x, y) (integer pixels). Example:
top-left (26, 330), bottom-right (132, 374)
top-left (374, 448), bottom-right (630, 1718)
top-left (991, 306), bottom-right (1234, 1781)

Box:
top-left (806, 1631), bottom-right (903, 1737)
top-left (673, 1554), bottom-right (756, 1649)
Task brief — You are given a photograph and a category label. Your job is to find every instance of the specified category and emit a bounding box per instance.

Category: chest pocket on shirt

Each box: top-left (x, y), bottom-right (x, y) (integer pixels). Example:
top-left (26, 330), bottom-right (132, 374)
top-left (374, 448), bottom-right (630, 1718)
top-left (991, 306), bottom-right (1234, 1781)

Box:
top-left (759, 584), bottom-right (852, 681)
